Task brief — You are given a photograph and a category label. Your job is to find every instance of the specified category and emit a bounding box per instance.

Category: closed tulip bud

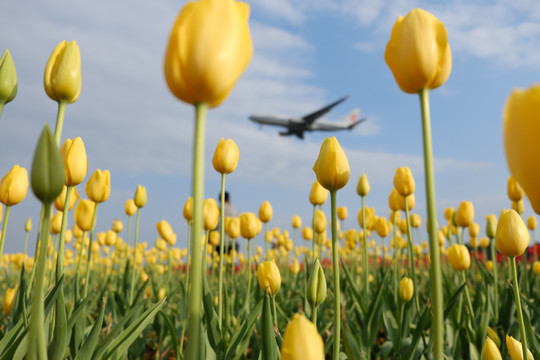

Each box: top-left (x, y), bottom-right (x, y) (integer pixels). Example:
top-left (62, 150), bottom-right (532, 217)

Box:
top-left (309, 181), bottom-right (328, 206)
top-left (44, 40), bottom-right (81, 104)
top-left (290, 258), bottom-right (300, 274)
top-left (74, 199), bottom-right (95, 232)
top-left (385, 8), bottom-right (452, 94)
top-left (31, 126), bottom-right (65, 203)
top-left (532, 261), bottom-right (540, 275)
top-left (410, 213), bottom-right (421, 228)
top-left (112, 219), bottom-right (123, 233)
top-left (485, 214), bottom-right (497, 238)
top-left (480, 237), bottom-right (489, 249)
top-left (3, 287), bottom-right (16, 315)
top-left (337, 206), bottom-right (347, 221)
top-left (313, 137), bottom-right (350, 191)
top-left (105, 230), bottom-right (116, 246)
top-left (307, 258), bottom-right (327, 307)
top-left (444, 207), bottom-right (455, 222)
top-left (156, 220), bottom-right (174, 243)
top-left (208, 231), bottom-right (220, 247)
top-left (54, 185), bottom-right (79, 211)
top-left (240, 212), bottom-right (259, 239)
top-left (302, 227), bottom-right (313, 241)
top-left (469, 223), bottom-right (480, 238)
top-left (394, 166), bottom-right (415, 197)
top-left (212, 138), bottom-right (239, 174)
top-left (356, 173), bottom-right (370, 197)
top-left (72, 224), bottom-right (83, 238)
top-left (0, 49), bottom-right (17, 105)
top-left (97, 232), bottom-right (106, 246)
top-left (447, 244), bottom-right (471, 271)
top-left (281, 314), bottom-right (324, 360)
top-left (124, 199), bottom-right (136, 217)
top-left (291, 215), bottom-right (301, 229)
top-left (456, 201), bottom-right (474, 228)
top-left (469, 237), bottom-right (479, 249)
top-left (226, 217), bottom-right (240, 239)
top-left (258, 201), bottom-right (272, 223)
top-left (86, 169), bottom-right (110, 203)
top-left (495, 209), bottom-right (529, 258)
top-left (512, 200), bottom-right (525, 214)
top-left (481, 337), bottom-right (502, 360)
top-left (132, 185), bottom-right (146, 208)
top-left (506, 335), bottom-right (534, 360)
top-left (507, 176), bottom-right (525, 203)
top-left (164, 0), bottom-right (253, 107)
top-left (183, 197), bottom-right (193, 222)
top-left (388, 188), bottom-right (401, 212)
top-left (203, 198), bottom-right (219, 230)
top-left (50, 211), bottom-right (63, 234)
top-left (0, 165), bottom-right (28, 206)
top-left (60, 137), bottom-right (88, 186)
top-left (527, 216), bottom-right (537, 230)
top-left (25, 217), bottom-right (32, 232)
top-left (485, 260), bottom-right (494, 271)
top-left (257, 260), bottom-right (281, 296)
top-left (357, 207), bottom-right (375, 229)
top-left (399, 277), bottom-right (414, 303)
top-left (313, 210), bottom-right (327, 234)
top-left (375, 217), bottom-right (391, 238)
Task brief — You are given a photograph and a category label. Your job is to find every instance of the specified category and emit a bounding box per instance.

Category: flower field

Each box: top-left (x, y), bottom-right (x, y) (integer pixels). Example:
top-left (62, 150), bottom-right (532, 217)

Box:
top-left (1, 2), bottom-right (540, 360)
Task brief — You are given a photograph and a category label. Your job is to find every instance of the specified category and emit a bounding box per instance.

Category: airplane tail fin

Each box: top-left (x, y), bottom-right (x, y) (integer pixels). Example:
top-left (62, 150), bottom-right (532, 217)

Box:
top-left (339, 109), bottom-right (363, 128)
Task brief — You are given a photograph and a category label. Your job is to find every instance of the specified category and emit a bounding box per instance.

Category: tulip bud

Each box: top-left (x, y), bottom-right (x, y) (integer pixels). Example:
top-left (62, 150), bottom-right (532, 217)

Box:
top-left (281, 314), bottom-right (324, 360)
top-left (105, 230), bottom-right (117, 246)
top-left (50, 211), bottom-right (63, 235)
top-left (302, 227), bottom-right (313, 241)
top-left (447, 244), bottom-right (471, 271)
top-left (337, 206), bottom-right (347, 221)
top-left (257, 260), bottom-right (281, 296)
top-left (507, 176), bottom-right (525, 203)
top-left (85, 169), bottom-right (110, 203)
top-left (356, 172), bottom-right (370, 197)
top-left (385, 8), bottom-right (452, 94)
top-left (480, 237), bottom-right (489, 249)
top-left (375, 217), bottom-right (391, 238)
top-left (394, 166), bottom-right (415, 197)
top-left (3, 287), bottom-right (17, 315)
top-left (203, 198), bottom-right (219, 230)
top-left (112, 219), bottom-right (123, 233)
top-left (209, 231), bottom-right (220, 247)
top-left (72, 224), bottom-right (83, 238)
top-left (313, 210), bottom-right (327, 234)
top-left (240, 212), bottom-right (259, 239)
top-left (258, 201), bottom-right (272, 223)
top-left (291, 215), bottom-right (301, 229)
top-left (506, 335), bottom-right (533, 360)
top-left (31, 125), bottom-right (65, 203)
top-left (399, 277), bottom-right (414, 303)
top-left (444, 207), bottom-right (455, 222)
top-left (309, 181), bottom-right (328, 206)
top-left (44, 40), bottom-right (82, 104)
top-left (481, 337), bottom-right (502, 360)
top-left (183, 197), bottom-right (193, 222)
top-left (456, 201), bottom-right (474, 228)
top-left (486, 214), bottom-right (497, 238)
top-left (125, 199), bottom-right (136, 216)
top-left (485, 260), bottom-right (494, 271)
top-left (0, 49), bottom-right (17, 105)
top-left (290, 258), bottom-right (300, 274)
top-left (54, 185), bottom-right (79, 212)
top-left (532, 261), bottom-right (540, 275)
top-left (313, 137), bottom-right (350, 191)
top-left (357, 207), bottom-right (375, 229)
top-left (527, 216), bottom-right (537, 231)
top-left (25, 217), bottom-right (32, 232)
top-left (74, 199), bottom-right (95, 232)
top-left (388, 188), bottom-right (401, 212)
top-left (134, 185), bottom-right (147, 208)
top-left (226, 217), bottom-right (240, 239)
top-left (0, 164), bottom-right (29, 206)
top-left (156, 220), bottom-right (174, 244)
top-left (60, 137), bottom-right (88, 186)
top-left (307, 259), bottom-right (327, 307)
top-left (469, 223), bottom-right (480, 238)
top-left (410, 213), bottom-right (421, 228)
top-left (495, 209), bottom-right (529, 258)
top-left (212, 138), bottom-right (239, 174)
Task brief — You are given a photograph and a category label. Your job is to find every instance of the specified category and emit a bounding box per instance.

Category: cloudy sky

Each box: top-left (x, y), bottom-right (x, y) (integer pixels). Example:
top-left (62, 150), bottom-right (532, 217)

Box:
top-left (1, 0), bottom-right (540, 255)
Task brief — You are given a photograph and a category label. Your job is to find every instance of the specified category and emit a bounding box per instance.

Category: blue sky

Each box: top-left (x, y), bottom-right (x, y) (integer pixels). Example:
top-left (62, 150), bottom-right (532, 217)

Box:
top-left (1, 0), bottom-right (540, 255)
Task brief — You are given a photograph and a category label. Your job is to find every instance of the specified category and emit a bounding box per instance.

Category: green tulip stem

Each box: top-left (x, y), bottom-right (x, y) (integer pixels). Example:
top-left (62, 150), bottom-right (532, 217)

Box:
top-left (0, 103), bottom-right (4, 120)
top-left (0, 205), bottom-right (11, 262)
top-left (185, 102), bottom-right (207, 360)
top-left (311, 304), bottom-right (318, 325)
top-left (510, 256), bottom-right (529, 360)
top-left (129, 206), bottom-right (141, 305)
top-left (489, 237), bottom-right (499, 324)
top-left (218, 173), bottom-right (226, 329)
top-left (28, 205), bottom-right (45, 291)
top-left (53, 101), bottom-right (67, 147)
top-left (82, 202), bottom-right (99, 298)
top-left (462, 271), bottom-right (475, 320)
top-left (271, 295), bottom-right (278, 329)
top-left (392, 211), bottom-right (399, 305)
top-left (330, 190), bottom-right (341, 360)
top-left (361, 195), bottom-right (368, 301)
top-left (179, 220), bottom-right (192, 358)
top-left (244, 238), bottom-right (252, 312)
top-left (318, 205), bottom-right (323, 260)
top-left (76, 231), bottom-right (86, 273)
top-left (27, 201), bottom-right (52, 360)
top-left (56, 186), bottom-right (72, 282)
top-left (126, 214), bottom-right (132, 249)
top-left (418, 88), bottom-right (444, 360)
top-left (312, 205), bottom-right (317, 262)
top-left (404, 198), bottom-right (421, 315)
top-left (23, 230), bottom-right (29, 259)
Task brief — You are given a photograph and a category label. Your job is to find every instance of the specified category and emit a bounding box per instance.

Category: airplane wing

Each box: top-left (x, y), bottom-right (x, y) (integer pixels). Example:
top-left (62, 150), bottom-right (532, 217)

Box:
top-left (301, 95), bottom-right (349, 126)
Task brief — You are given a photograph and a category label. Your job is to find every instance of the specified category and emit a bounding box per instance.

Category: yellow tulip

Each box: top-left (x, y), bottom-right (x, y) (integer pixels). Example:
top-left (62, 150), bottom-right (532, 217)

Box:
top-left (410, 213), bottom-right (421, 228)
top-left (495, 209), bottom-right (529, 258)
top-left (532, 261), bottom-right (540, 275)
top-left (209, 231), bottom-right (220, 247)
top-left (164, 0), bottom-right (252, 108)
top-left (456, 201), bottom-right (474, 228)
top-left (0, 165), bottom-right (28, 206)
top-left (258, 200), bottom-right (273, 223)
top-left (313, 210), bottom-right (327, 234)
top-left (291, 215), bottom-right (302, 229)
top-left (356, 172), bottom-right (370, 197)
top-left (447, 244), bottom-right (470, 271)
top-left (486, 214), bottom-right (497, 238)
top-left (309, 181), bottom-right (328, 206)
top-left (257, 260), bottom-right (281, 296)
top-left (486, 260), bottom-right (494, 271)
top-left (50, 211), bottom-right (63, 235)
top-left (25, 217), bottom-right (32, 232)
top-left (3, 287), bottom-right (17, 315)
top-left (399, 277), bottom-right (414, 303)
top-left (112, 219), bottom-right (123, 233)
top-left (527, 216), bottom-right (537, 231)
top-left (134, 185), bottom-right (147, 208)
top-left (54, 185), bottom-right (79, 212)
top-left (481, 337), bottom-right (502, 360)
top-left (44, 40), bottom-right (82, 104)
top-left (480, 237), bottom-right (489, 249)
top-left (385, 8), bottom-right (451, 94)
top-left (74, 199), bottom-right (95, 232)
top-left (0, 49), bottom-right (17, 105)
top-left (394, 166), bottom-right (415, 197)
top-left (124, 199), bottom-right (136, 216)
top-left (226, 217), bottom-right (240, 239)
top-left (507, 176), bottom-right (525, 203)
top-left (203, 198), bottom-right (219, 230)
top-left (60, 137), bottom-right (88, 186)
top-left (469, 223), bottom-right (480, 238)
top-left (375, 217), bottom-right (391, 238)
top-left (313, 137), bottom-right (350, 191)
top-left (444, 207), bottom-right (455, 222)
top-left (85, 169), bottom-right (110, 203)
top-left (302, 227), bottom-right (313, 241)
top-left (281, 314), bottom-right (324, 360)
top-left (105, 230), bottom-right (117, 247)
top-left (503, 83), bottom-right (540, 214)
top-left (337, 206), bottom-right (347, 221)
top-left (212, 138), bottom-right (239, 174)
top-left (183, 197), bottom-right (193, 222)
top-left (357, 207), bottom-right (375, 230)
top-left (506, 335), bottom-right (533, 360)
top-left (156, 220), bottom-right (174, 244)
top-left (289, 258), bottom-right (300, 274)
top-left (240, 212), bottom-right (258, 239)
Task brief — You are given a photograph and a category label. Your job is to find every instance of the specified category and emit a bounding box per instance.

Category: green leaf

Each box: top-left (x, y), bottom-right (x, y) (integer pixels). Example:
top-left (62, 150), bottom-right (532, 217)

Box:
top-left (261, 294), bottom-right (277, 360)
top-left (341, 259), bottom-right (367, 316)
top-left (158, 310), bottom-right (181, 360)
top-left (75, 300), bottom-right (106, 360)
top-left (224, 297), bottom-right (263, 360)
top-left (202, 271), bottom-right (223, 356)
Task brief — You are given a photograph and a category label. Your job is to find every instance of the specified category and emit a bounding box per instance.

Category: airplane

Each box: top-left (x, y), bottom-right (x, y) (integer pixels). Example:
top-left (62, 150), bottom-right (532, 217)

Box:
top-left (248, 95), bottom-right (366, 139)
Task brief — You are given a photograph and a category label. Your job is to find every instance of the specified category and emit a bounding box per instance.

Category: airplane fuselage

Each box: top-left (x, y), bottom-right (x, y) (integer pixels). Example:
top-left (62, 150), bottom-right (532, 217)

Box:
top-left (248, 115), bottom-right (352, 132)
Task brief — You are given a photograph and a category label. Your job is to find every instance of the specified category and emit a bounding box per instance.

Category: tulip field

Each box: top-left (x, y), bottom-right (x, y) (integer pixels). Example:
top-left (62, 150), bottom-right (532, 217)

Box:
top-left (2, 2), bottom-right (540, 360)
